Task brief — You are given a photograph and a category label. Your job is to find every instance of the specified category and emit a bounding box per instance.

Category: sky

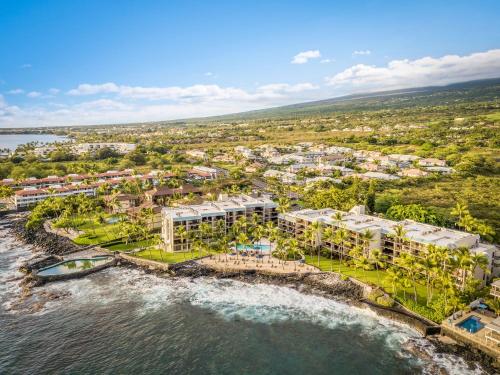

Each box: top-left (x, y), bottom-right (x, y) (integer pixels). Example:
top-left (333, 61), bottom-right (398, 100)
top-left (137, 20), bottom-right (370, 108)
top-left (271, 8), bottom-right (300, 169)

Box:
top-left (1, 0), bottom-right (500, 127)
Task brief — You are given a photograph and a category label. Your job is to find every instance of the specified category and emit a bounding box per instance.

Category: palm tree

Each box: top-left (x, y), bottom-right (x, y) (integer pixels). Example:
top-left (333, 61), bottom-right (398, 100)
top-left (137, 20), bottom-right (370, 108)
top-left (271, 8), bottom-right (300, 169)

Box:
top-left (175, 224), bottom-right (188, 259)
top-left (354, 256), bottom-right (371, 280)
top-left (237, 232), bottom-right (249, 262)
top-left (369, 248), bottom-right (386, 284)
top-left (385, 267), bottom-right (401, 296)
top-left (360, 229), bottom-right (374, 257)
top-left (288, 238), bottom-right (299, 271)
top-left (391, 224), bottom-right (407, 258)
top-left (469, 253), bottom-right (489, 282)
top-left (199, 222), bottom-right (213, 261)
top-left (253, 224), bottom-right (266, 263)
top-left (309, 221), bottom-right (323, 268)
top-left (451, 202), bottom-right (468, 231)
top-left (396, 253), bottom-right (419, 302)
top-left (334, 227), bottom-right (350, 273)
top-left (454, 247), bottom-right (473, 289)
top-left (323, 227), bottom-right (336, 272)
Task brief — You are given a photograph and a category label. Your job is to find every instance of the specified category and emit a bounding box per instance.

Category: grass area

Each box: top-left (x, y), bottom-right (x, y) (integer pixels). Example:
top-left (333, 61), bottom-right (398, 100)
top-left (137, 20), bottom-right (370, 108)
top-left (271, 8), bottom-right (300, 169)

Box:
top-left (134, 248), bottom-right (214, 264)
top-left (72, 214), bottom-right (123, 245)
top-left (304, 255), bottom-right (430, 305)
top-left (105, 238), bottom-right (155, 252)
top-left (485, 111), bottom-right (500, 121)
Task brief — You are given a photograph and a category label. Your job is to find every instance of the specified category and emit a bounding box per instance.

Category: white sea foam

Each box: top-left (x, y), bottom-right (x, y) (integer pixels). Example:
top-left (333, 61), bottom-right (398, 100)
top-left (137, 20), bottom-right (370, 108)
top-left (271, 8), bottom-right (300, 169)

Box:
top-left (0, 225), bottom-right (487, 375)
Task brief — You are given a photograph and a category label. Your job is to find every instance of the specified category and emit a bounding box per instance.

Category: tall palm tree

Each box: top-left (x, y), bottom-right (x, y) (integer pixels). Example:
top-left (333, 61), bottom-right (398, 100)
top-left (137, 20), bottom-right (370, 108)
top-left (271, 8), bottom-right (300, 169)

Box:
top-left (323, 227), bottom-right (336, 272)
top-left (360, 229), bottom-right (374, 257)
top-left (175, 224), bottom-right (188, 259)
top-left (454, 247), bottom-right (473, 289)
top-left (309, 220), bottom-right (323, 268)
top-left (333, 227), bottom-right (349, 274)
top-left (369, 248), bottom-right (386, 284)
top-left (199, 222), bottom-right (213, 260)
top-left (391, 224), bottom-right (407, 258)
top-left (253, 224), bottom-right (266, 262)
top-left (385, 267), bottom-right (402, 296)
top-left (396, 253), bottom-right (419, 302)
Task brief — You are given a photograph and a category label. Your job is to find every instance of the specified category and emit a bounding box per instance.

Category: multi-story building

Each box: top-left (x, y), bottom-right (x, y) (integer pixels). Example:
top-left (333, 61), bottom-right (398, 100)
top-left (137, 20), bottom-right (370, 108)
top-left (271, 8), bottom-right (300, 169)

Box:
top-left (161, 194), bottom-right (278, 252)
top-left (14, 184), bottom-right (97, 209)
top-left (279, 206), bottom-right (498, 283)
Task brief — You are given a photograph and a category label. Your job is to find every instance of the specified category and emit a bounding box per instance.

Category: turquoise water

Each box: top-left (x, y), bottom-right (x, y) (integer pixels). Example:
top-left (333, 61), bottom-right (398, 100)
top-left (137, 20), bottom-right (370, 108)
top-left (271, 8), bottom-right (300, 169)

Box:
top-left (457, 316), bottom-right (484, 333)
top-left (37, 257), bottom-right (111, 277)
top-left (236, 244), bottom-right (271, 253)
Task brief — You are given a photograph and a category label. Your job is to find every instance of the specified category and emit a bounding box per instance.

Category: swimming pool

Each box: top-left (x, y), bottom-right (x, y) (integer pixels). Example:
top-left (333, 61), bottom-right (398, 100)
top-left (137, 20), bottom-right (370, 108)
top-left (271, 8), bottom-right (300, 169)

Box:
top-left (37, 257), bottom-right (112, 277)
top-left (457, 315), bottom-right (484, 333)
top-left (106, 217), bottom-right (120, 224)
top-left (236, 244), bottom-right (271, 253)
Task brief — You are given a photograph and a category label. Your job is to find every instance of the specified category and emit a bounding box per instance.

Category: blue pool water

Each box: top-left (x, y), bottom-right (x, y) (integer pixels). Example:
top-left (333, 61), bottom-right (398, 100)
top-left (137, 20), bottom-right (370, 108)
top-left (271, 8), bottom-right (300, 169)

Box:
top-left (106, 217), bottom-right (120, 224)
top-left (457, 316), bottom-right (484, 333)
top-left (236, 244), bottom-right (271, 253)
top-left (37, 257), bottom-right (112, 277)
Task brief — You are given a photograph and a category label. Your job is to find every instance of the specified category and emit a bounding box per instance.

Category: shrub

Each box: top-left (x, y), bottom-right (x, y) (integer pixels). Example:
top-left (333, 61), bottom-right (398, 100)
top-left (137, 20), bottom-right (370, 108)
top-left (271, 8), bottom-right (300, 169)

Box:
top-left (376, 295), bottom-right (395, 307)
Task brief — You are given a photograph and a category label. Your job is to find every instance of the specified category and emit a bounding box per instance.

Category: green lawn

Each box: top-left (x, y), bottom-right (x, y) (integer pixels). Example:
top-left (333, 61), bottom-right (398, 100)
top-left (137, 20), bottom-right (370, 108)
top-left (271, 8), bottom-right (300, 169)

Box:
top-left (304, 255), bottom-right (430, 305)
top-left (105, 238), bottom-right (156, 252)
top-left (72, 214), bottom-right (124, 245)
top-left (134, 248), bottom-right (215, 264)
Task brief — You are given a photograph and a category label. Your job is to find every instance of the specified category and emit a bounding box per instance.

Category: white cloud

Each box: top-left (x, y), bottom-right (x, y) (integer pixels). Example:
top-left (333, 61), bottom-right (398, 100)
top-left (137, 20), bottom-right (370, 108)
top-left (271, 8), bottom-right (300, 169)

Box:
top-left (291, 50), bottom-right (321, 64)
top-left (48, 88), bottom-right (60, 95)
top-left (2, 81), bottom-right (320, 127)
top-left (66, 82), bottom-right (317, 102)
top-left (67, 82), bottom-right (120, 96)
top-left (320, 58), bottom-right (334, 64)
top-left (204, 72), bottom-right (214, 77)
top-left (353, 50), bottom-right (371, 56)
top-left (326, 49), bottom-right (500, 92)
top-left (27, 91), bottom-right (42, 98)
top-left (20, 63), bottom-right (32, 69)
top-left (7, 89), bottom-right (24, 95)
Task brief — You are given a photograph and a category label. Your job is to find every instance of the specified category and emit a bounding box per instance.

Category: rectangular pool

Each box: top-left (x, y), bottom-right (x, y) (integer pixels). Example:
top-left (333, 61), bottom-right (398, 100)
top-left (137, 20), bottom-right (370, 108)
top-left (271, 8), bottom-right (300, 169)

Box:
top-left (457, 315), bottom-right (484, 333)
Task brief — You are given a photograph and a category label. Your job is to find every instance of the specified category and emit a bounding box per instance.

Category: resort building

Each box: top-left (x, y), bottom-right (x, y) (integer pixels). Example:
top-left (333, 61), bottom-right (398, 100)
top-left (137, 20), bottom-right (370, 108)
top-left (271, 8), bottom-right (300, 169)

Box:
top-left (278, 206), bottom-right (498, 283)
top-left (144, 184), bottom-right (203, 205)
top-left (161, 194), bottom-right (278, 252)
top-left (103, 193), bottom-right (141, 213)
top-left (72, 143), bottom-right (136, 155)
top-left (185, 149), bottom-right (207, 160)
top-left (490, 280), bottom-right (500, 299)
top-left (14, 184), bottom-right (97, 209)
top-left (188, 166), bottom-right (229, 180)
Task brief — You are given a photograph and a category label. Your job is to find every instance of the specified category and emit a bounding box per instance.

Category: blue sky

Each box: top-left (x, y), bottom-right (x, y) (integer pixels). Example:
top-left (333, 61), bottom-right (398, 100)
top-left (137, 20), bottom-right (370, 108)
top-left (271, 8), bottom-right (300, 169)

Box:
top-left (1, 0), bottom-right (500, 127)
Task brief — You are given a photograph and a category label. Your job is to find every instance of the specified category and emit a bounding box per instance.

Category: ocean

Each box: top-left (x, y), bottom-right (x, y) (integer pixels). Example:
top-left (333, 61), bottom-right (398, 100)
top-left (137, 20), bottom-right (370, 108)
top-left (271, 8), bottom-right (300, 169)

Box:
top-left (0, 218), bottom-right (486, 375)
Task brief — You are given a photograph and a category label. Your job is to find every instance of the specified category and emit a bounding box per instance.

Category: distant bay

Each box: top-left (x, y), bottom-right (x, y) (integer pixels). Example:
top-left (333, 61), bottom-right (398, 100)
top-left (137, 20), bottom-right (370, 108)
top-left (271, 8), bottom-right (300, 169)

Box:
top-left (0, 134), bottom-right (69, 151)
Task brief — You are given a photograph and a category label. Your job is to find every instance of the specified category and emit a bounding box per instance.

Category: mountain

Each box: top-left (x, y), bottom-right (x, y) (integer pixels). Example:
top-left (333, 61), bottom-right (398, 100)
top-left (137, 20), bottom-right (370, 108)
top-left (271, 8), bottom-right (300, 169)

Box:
top-left (179, 78), bottom-right (500, 124)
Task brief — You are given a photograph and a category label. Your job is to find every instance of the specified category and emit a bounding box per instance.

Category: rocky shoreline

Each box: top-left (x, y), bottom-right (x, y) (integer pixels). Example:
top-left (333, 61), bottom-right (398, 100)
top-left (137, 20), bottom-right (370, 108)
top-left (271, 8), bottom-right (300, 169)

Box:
top-left (8, 214), bottom-right (498, 374)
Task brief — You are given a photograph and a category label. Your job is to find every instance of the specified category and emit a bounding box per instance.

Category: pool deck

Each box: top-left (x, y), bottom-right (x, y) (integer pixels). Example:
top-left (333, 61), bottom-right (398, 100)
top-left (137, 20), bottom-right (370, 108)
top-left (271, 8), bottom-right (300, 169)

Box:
top-left (197, 254), bottom-right (319, 274)
top-left (441, 311), bottom-right (500, 360)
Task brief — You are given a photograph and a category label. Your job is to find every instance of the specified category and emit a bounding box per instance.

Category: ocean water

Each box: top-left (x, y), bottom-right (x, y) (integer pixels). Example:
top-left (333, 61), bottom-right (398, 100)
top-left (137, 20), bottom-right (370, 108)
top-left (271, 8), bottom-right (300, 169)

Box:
top-left (0, 219), bottom-right (487, 375)
top-left (0, 134), bottom-right (68, 151)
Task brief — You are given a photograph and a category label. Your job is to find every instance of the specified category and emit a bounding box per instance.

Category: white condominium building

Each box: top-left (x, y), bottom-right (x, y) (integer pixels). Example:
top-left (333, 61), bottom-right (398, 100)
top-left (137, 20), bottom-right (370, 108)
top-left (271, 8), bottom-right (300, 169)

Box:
top-left (161, 194), bottom-right (278, 252)
top-left (279, 206), bottom-right (498, 283)
top-left (14, 184), bottom-right (97, 209)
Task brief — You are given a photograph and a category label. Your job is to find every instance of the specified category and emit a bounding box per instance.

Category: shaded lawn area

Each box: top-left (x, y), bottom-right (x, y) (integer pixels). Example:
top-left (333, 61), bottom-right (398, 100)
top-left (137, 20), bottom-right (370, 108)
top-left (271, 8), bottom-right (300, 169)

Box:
top-left (304, 255), bottom-right (430, 306)
top-left (72, 214), bottom-right (124, 245)
top-left (134, 248), bottom-right (215, 264)
top-left (105, 238), bottom-right (155, 252)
